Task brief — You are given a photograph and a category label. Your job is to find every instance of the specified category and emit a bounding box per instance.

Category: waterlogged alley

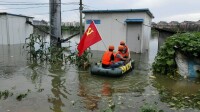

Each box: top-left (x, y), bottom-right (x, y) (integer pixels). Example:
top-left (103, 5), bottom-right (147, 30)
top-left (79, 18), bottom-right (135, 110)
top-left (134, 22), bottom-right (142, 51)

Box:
top-left (1, 34), bottom-right (200, 112)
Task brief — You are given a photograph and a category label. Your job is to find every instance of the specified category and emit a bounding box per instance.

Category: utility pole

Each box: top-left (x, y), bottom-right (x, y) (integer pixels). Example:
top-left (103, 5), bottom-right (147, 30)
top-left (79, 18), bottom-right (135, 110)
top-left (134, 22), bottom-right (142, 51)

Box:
top-left (49, 0), bottom-right (61, 47)
top-left (79, 0), bottom-right (83, 39)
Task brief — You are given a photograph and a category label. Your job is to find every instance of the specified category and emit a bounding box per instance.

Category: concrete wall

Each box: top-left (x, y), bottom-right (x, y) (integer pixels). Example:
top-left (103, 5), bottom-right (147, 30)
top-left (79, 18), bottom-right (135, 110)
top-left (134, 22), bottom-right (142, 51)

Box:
top-left (0, 15), bottom-right (33, 45)
top-left (175, 51), bottom-right (200, 78)
top-left (143, 14), bottom-right (152, 51)
top-left (84, 12), bottom-right (152, 53)
top-left (0, 16), bottom-right (8, 44)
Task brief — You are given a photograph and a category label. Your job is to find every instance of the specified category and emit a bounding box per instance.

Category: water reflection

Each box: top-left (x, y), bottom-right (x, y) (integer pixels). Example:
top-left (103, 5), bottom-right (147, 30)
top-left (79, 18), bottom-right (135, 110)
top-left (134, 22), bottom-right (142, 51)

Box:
top-left (0, 44), bottom-right (26, 78)
top-left (78, 79), bottom-right (100, 110)
top-left (78, 62), bottom-right (150, 111)
top-left (2, 32), bottom-right (200, 111)
top-left (78, 73), bottom-right (102, 110)
top-left (0, 33), bottom-right (154, 112)
top-left (25, 63), bottom-right (43, 89)
top-left (153, 75), bottom-right (200, 94)
top-left (48, 64), bottom-right (69, 112)
top-left (101, 82), bottom-right (112, 96)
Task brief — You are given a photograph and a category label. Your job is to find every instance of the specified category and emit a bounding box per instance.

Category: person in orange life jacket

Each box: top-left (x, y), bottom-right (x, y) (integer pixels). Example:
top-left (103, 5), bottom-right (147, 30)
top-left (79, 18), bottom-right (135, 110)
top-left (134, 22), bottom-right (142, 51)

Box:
top-left (101, 45), bottom-right (115, 68)
top-left (111, 45), bottom-right (128, 68)
top-left (120, 41), bottom-right (130, 59)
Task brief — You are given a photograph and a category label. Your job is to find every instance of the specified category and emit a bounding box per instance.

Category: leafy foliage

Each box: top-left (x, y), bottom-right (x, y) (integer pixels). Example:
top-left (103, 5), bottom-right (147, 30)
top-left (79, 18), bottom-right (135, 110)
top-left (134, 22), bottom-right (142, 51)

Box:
top-left (23, 34), bottom-right (48, 61)
top-left (48, 46), bottom-right (66, 64)
top-left (65, 47), bottom-right (93, 69)
top-left (16, 89), bottom-right (31, 101)
top-left (23, 33), bottom-right (92, 69)
top-left (0, 90), bottom-right (13, 100)
top-left (152, 32), bottom-right (200, 75)
top-left (140, 103), bottom-right (162, 112)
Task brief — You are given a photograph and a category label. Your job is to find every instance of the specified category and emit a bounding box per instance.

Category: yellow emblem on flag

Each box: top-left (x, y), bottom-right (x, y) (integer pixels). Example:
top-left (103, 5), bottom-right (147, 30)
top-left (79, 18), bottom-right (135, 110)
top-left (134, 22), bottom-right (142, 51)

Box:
top-left (87, 27), bottom-right (94, 36)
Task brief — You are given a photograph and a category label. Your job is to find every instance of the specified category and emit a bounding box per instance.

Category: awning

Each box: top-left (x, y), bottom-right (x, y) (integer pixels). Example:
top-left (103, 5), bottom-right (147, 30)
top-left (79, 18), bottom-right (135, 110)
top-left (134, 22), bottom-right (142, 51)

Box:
top-left (125, 19), bottom-right (144, 23)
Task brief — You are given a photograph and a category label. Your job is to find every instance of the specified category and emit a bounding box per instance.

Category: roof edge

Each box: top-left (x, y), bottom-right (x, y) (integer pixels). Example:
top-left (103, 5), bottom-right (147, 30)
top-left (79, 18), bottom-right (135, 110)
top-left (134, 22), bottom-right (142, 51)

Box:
top-left (0, 12), bottom-right (34, 18)
top-left (82, 9), bottom-right (154, 18)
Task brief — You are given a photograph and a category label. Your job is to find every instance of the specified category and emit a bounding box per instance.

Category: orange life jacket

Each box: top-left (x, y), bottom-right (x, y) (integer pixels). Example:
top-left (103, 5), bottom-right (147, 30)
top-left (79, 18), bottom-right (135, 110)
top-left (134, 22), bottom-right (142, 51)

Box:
top-left (123, 45), bottom-right (130, 58)
top-left (102, 51), bottom-right (114, 65)
top-left (114, 51), bottom-right (124, 62)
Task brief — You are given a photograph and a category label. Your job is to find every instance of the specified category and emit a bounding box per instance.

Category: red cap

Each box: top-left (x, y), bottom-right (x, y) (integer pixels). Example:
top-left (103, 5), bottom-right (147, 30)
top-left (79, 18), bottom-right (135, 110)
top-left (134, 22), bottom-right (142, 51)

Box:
top-left (118, 45), bottom-right (124, 51)
top-left (109, 45), bottom-right (114, 50)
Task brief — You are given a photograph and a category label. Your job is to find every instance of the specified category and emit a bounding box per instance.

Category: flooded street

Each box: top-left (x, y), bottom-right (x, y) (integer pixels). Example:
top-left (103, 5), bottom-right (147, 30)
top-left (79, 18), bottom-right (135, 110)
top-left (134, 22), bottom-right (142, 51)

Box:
top-left (1, 33), bottom-right (200, 112)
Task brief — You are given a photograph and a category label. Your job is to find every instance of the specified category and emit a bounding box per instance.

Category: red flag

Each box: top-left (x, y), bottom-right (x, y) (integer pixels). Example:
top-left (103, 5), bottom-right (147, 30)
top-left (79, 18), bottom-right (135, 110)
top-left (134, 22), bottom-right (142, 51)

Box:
top-left (77, 21), bottom-right (102, 56)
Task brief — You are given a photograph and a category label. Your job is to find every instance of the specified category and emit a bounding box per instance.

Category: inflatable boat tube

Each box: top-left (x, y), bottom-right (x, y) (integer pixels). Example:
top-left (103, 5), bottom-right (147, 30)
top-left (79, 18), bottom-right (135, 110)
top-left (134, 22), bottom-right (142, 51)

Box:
top-left (90, 60), bottom-right (134, 77)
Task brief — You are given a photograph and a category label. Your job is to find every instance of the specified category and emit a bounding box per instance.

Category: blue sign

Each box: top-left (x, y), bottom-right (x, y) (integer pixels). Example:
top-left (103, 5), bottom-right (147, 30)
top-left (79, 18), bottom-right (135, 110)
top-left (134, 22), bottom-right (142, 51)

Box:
top-left (86, 20), bottom-right (101, 24)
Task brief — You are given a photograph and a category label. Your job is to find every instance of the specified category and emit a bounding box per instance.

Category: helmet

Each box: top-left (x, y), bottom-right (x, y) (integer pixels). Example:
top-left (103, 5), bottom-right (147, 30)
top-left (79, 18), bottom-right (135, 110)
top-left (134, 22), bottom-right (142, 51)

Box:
top-left (118, 45), bottom-right (124, 51)
top-left (108, 45), bottom-right (114, 50)
top-left (120, 41), bottom-right (125, 45)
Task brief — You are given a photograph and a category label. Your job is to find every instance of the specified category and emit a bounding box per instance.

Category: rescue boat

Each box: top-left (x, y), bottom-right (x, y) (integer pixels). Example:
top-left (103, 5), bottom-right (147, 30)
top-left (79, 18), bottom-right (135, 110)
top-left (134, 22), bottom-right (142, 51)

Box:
top-left (90, 59), bottom-right (134, 76)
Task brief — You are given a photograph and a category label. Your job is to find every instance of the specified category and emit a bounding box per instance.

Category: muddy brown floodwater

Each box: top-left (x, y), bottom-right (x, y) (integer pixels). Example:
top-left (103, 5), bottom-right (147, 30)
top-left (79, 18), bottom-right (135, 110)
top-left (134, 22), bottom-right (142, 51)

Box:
top-left (1, 34), bottom-right (200, 112)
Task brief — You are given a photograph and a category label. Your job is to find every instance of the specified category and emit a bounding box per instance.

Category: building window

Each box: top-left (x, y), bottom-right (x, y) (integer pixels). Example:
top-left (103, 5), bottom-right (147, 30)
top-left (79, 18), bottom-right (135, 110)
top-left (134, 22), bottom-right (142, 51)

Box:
top-left (86, 20), bottom-right (101, 24)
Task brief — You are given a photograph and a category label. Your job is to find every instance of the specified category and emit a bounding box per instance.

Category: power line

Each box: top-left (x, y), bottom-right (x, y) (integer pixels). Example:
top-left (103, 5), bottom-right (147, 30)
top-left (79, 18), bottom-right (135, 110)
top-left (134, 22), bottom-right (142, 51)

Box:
top-left (0, 8), bottom-right (79, 21)
top-left (0, 2), bottom-right (79, 6)
top-left (32, 9), bottom-right (79, 16)
top-left (0, 1), bottom-right (32, 3)
top-left (0, 1), bottom-right (81, 21)
top-left (0, 6), bottom-right (49, 10)
top-left (62, 9), bottom-right (79, 12)
top-left (0, 1), bottom-right (79, 4)
top-left (0, 1), bottom-right (36, 3)
top-left (83, 4), bottom-right (102, 10)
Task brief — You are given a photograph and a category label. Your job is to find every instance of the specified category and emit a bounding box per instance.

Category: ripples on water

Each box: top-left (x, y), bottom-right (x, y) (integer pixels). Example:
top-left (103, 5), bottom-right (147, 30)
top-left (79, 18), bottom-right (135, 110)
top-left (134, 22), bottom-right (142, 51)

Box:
top-left (1, 34), bottom-right (200, 112)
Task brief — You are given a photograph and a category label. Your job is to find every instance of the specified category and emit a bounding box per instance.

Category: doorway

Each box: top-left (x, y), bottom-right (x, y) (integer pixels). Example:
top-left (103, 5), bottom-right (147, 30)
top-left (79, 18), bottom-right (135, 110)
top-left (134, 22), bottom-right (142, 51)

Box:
top-left (126, 23), bottom-right (142, 53)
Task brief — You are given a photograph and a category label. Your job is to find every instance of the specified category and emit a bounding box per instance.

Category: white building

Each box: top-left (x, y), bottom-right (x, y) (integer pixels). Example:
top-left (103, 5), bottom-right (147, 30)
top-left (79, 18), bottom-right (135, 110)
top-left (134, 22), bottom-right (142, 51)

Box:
top-left (0, 12), bottom-right (33, 45)
top-left (33, 20), bottom-right (48, 26)
top-left (62, 21), bottom-right (80, 26)
top-left (83, 9), bottom-right (154, 53)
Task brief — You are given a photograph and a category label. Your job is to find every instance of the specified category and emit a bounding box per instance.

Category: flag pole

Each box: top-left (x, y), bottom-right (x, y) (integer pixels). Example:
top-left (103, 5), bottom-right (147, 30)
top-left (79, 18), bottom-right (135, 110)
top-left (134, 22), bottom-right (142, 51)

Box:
top-left (91, 20), bottom-right (108, 50)
top-left (101, 38), bottom-right (108, 50)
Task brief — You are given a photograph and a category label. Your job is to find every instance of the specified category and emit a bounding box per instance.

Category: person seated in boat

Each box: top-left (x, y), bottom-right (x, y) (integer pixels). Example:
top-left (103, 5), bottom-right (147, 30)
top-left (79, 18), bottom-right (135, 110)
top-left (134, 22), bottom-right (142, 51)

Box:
top-left (101, 45), bottom-right (115, 68)
top-left (120, 41), bottom-right (130, 59)
top-left (112, 45), bottom-right (128, 68)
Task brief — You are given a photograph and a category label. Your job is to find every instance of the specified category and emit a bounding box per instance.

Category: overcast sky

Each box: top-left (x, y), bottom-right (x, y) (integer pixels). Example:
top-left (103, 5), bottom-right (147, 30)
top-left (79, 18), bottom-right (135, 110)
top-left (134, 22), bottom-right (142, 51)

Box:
top-left (0, 0), bottom-right (200, 23)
